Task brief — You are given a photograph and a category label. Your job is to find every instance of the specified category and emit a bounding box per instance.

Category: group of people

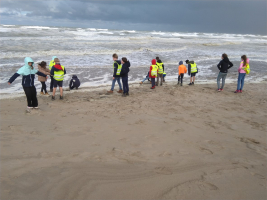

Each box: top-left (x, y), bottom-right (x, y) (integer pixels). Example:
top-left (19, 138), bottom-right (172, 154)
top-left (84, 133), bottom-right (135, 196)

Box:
top-left (7, 53), bottom-right (250, 110)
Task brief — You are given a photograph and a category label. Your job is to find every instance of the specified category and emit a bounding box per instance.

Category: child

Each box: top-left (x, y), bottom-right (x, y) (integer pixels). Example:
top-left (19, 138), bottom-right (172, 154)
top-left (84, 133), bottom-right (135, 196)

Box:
top-left (49, 56), bottom-right (57, 92)
top-left (140, 72), bottom-right (150, 84)
top-left (8, 57), bottom-right (47, 109)
top-left (120, 57), bottom-right (131, 97)
top-left (50, 58), bottom-right (66, 100)
top-left (149, 59), bottom-right (158, 89)
top-left (107, 53), bottom-right (123, 94)
top-left (163, 71), bottom-right (166, 82)
top-left (235, 55), bottom-right (249, 93)
top-left (178, 61), bottom-right (187, 86)
top-left (38, 61), bottom-right (50, 95)
top-left (156, 57), bottom-right (164, 86)
top-left (69, 75), bottom-right (80, 90)
top-left (186, 59), bottom-right (198, 85)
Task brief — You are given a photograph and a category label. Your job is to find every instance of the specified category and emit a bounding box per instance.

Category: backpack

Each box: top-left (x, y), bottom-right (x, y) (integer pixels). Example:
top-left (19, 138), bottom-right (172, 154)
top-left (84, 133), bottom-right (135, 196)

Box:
top-left (243, 64), bottom-right (250, 75)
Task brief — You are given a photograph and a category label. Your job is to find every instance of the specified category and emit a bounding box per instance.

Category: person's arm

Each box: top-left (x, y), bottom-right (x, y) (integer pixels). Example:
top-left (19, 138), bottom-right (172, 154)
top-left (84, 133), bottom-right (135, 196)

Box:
top-left (238, 62), bottom-right (242, 72)
top-left (217, 61), bottom-right (222, 70)
top-left (8, 73), bottom-right (20, 84)
top-left (36, 71), bottom-right (47, 77)
top-left (188, 64), bottom-right (191, 75)
top-left (50, 67), bottom-right (54, 76)
top-left (149, 66), bottom-right (152, 77)
top-left (228, 61), bottom-right (233, 69)
top-left (162, 64), bottom-right (164, 72)
top-left (69, 79), bottom-right (73, 87)
top-left (64, 68), bottom-right (66, 75)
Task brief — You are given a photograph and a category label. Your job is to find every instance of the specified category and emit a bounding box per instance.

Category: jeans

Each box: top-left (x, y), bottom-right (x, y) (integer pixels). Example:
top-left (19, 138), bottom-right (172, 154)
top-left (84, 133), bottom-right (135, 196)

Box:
top-left (122, 76), bottom-right (129, 94)
top-left (142, 77), bottom-right (149, 83)
top-left (111, 77), bottom-right (122, 91)
top-left (178, 73), bottom-right (184, 84)
top-left (217, 72), bottom-right (227, 89)
top-left (40, 81), bottom-right (47, 93)
top-left (151, 78), bottom-right (155, 88)
top-left (237, 73), bottom-right (246, 90)
top-left (23, 86), bottom-right (38, 107)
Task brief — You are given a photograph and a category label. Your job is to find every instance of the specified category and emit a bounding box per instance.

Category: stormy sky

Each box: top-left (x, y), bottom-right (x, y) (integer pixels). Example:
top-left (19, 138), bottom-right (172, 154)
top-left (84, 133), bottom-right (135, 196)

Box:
top-left (0, 0), bottom-right (266, 35)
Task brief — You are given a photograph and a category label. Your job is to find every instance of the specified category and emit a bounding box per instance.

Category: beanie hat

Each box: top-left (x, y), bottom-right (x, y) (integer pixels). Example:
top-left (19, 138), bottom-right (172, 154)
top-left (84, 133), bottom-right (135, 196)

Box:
top-left (179, 61), bottom-right (183, 65)
top-left (54, 58), bottom-right (60, 62)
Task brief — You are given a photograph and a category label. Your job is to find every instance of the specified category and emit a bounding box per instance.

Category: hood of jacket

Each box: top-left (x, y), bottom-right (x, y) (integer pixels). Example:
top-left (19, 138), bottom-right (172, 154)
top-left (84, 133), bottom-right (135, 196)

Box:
top-left (52, 56), bottom-right (57, 61)
top-left (152, 59), bottom-right (157, 65)
top-left (123, 61), bottom-right (131, 68)
top-left (17, 57), bottom-right (38, 75)
top-left (179, 61), bottom-right (183, 65)
top-left (72, 75), bottom-right (78, 79)
top-left (222, 57), bottom-right (230, 64)
top-left (157, 59), bottom-right (162, 63)
top-left (54, 64), bottom-right (63, 71)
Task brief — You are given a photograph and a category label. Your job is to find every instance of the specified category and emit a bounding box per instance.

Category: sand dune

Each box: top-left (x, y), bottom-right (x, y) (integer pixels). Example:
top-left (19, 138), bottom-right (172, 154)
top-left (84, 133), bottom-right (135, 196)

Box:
top-left (1, 82), bottom-right (267, 200)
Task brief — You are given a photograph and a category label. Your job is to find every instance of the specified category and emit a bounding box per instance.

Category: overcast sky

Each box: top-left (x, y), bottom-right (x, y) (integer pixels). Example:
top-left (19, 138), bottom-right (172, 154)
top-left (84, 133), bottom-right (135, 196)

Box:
top-left (1, 0), bottom-right (266, 35)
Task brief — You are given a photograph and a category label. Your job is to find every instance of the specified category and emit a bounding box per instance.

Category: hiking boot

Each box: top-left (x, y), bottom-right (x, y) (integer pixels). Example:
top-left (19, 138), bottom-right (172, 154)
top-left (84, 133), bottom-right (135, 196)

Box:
top-left (40, 92), bottom-right (44, 95)
top-left (107, 90), bottom-right (113, 94)
top-left (139, 82), bottom-right (143, 84)
top-left (52, 96), bottom-right (55, 100)
top-left (234, 90), bottom-right (240, 93)
top-left (117, 89), bottom-right (123, 93)
top-left (45, 92), bottom-right (49, 96)
top-left (192, 82), bottom-right (194, 85)
top-left (60, 96), bottom-right (63, 100)
top-left (188, 83), bottom-right (193, 86)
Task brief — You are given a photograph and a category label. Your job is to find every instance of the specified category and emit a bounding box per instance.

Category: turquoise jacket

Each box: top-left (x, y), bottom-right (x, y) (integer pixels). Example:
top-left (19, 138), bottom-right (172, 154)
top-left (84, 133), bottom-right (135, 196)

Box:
top-left (17, 57), bottom-right (38, 75)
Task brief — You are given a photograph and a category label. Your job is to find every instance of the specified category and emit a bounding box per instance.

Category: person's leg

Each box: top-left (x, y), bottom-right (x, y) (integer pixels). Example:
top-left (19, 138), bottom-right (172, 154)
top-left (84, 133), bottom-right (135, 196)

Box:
top-left (23, 87), bottom-right (32, 107)
top-left (110, 78), bottom-right (116, 91)
top-left (40, 82), bottom-right (44, 93)
top-left (31, 86), bottom-right (38, 107)
top-left (193, 75), bottom-right (195, 83)
top-left (43, 82), bottom-right (47, 93)
top-left (122, 77), bottom-right (126, 93)
top-left (237, 73), bottom-right (241, 90)
top-left (151, 78), bottom-right (155, 88)
top-left (59, 87), bottom-right (63, 96)
top-left (156, 73), bottom-right (159, 86)
top-left (240, 73), bottom-right (246, 90)
top-left (181, 73), bottom-right (184, 85)
top-left (116, 77), bottom-right (122, 90)
top-left (50, 76), bottom-right (54, 91)
top-left (221, 73), bottom-right (227, 89)
top-left (178, 75), bottom-right (181, 83)
top-left (190, 76), bottom-right (192, 83)
top-left (70, 86), bottom-right (75, 90)
top-left (142, 77), bottom-right (148, 83)
top-left (217, 72), bottom-right (221, 89)
top-left (126, 76), bottom-right (129, 94)
top-left (160, 74), bottom-right (163, 85)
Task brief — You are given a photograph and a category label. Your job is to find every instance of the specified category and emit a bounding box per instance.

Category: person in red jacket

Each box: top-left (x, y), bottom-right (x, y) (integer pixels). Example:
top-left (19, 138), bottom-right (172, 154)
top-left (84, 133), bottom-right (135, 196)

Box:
top-left (149, 59), bottom-right (158, 89)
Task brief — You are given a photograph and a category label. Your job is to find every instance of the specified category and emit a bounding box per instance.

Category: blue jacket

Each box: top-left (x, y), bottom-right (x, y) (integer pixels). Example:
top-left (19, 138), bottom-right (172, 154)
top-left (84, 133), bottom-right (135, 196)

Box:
top-left (69, 75), bottom-right (80, 88)
top-left (8, 57), bottom-right (46, 87)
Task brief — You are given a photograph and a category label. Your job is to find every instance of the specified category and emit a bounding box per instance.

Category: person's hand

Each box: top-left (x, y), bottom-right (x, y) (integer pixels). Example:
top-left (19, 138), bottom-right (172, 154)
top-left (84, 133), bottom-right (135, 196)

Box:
top-left (113, 77), bottom-right (115, 80)
top-left (8, 82), bottom-right (11, 85)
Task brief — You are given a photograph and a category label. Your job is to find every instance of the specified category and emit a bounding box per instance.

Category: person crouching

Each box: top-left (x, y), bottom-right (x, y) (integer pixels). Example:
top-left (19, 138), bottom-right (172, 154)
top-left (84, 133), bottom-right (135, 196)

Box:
top-left (69, 75), bottom-right (80, 90)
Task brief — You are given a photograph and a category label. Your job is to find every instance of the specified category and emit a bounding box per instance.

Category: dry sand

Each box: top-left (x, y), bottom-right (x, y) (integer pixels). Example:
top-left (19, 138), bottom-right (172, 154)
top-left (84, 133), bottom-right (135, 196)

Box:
top-left (1, 81), bottom-right (267, 200)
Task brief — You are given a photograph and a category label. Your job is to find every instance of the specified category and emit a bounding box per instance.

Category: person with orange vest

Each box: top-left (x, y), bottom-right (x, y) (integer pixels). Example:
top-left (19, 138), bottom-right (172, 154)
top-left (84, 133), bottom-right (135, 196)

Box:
top-left (149, 59), bottom-right (158, 89)
top-left (178, 61), bottom-right (187, 86)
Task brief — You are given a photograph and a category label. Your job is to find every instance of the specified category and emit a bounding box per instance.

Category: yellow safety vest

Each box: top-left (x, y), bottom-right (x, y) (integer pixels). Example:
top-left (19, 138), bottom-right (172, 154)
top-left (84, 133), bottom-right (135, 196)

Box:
top-left (53, 65), bottom-right (65, 81)
top-left (151, 65), bottom-right (158, 77)
top-left (49, 60), bottom-right (55, 70)
top-left (114, 61), bottom-right (122, 75)
top-left (163, 71), bottom-right (166, 76)
top-left (156, 62), bottom-right (164, 74)
top-left (242, 62), bottom-right (250, 75)
top-left (190, 63), bottom-right (198, 73)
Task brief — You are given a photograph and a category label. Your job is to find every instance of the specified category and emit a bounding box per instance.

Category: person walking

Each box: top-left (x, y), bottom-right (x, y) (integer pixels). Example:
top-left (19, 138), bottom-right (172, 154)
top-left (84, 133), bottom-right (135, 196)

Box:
top-left (140, 72), bottom-right (150, 84)
top-left (49, 56), bottom-right (57, 92)
top-left (50, 58), bottom-right (66, 100)
top-left (8, 57), bottom-right (47, 110)
top-left (217, 53), bottom-right (233, 91)
top-left (235, 55), bottom-right (249, 93)
top-left (186, 59), bottom-right (198, 85)
top-left (178, 61), bottom-right (187, 86)
top-left (120, 57), bottom-right (131, 97)
top-left (149, 59), bottom-right (158, 89)
top-left (38, 61), bottom-right (51, 95)
top-left (107, 53), bottom-right (123, 94)
top-left (156, 57), bottom-right (164, 86)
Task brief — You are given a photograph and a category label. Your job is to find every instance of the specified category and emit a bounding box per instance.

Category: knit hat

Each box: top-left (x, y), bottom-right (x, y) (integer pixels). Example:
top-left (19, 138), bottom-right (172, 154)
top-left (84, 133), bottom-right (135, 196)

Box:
top-left (54, 58), bottom-right (60, 63)
top-left (179, 61), bottom-right (183, 65)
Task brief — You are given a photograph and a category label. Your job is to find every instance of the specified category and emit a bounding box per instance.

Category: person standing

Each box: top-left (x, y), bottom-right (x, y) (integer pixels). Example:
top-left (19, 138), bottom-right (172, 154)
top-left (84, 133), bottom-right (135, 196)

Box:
top-left (217, 53), bottom-right (233, 92)
top-left (235, 55), bottom-right (249, 93)
top-left (49, 56), bottom-right (57, 92)
top-left (156, 57), bottom-right (164, 86)
top-left (149, 59), bottom-right (158, 89)
top-left (178, 61), bottom-right (187, 86)
top-left (107, 53), bottom-right (123, 94)
top-left (50, 58), bottom-right (66, 100)
top-left (8, 57), bottom-right (47, 109)
top-left (186, 59), bottom-right (198, 85)
top-left (120, 57), bottom-right (131, 97)
top-left (38, 61), bottom-right (50, 95)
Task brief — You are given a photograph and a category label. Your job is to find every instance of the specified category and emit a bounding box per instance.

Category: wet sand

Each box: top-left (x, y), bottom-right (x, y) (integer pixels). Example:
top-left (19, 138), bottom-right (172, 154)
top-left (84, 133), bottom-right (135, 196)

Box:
top-left (1, 81), bottom-right (267, 200)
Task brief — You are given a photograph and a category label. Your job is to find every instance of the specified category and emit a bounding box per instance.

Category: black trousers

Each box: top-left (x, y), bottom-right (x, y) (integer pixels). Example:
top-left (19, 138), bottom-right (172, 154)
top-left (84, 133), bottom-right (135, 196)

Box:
top-left (23, 86), bottom-right (38, 107)
top-left (178, 73), bottom-right (184, 83)
top-left (40, 81), bottom-right (47, 93)
top-left (122, 76), bottom-right (129, 94)
top-left (50, 76), bottom-right (54, 90)
top-left (70, 86), bottom-right (78, 90)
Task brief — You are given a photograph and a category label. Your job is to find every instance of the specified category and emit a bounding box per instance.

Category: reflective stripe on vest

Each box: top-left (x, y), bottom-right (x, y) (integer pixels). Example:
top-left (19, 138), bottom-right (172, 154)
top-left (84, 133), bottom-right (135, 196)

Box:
top-left (151, 65), bottom-right (158, 77)
top-left (49, 60), bottom-right (55, 70)
top-left (156, 62), bottom-right (164, 74)
top-left (190, 63), bottom-right (197, 73)
top-left (53, 65), bottom-right (65, 81)
top-left (114, 61), bottom-right (122, 75)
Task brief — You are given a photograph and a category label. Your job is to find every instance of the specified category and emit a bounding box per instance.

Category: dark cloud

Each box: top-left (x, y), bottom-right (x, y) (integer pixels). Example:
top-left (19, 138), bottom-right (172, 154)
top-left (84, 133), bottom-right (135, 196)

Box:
top-left (1, 0), bottom-right (266, 34)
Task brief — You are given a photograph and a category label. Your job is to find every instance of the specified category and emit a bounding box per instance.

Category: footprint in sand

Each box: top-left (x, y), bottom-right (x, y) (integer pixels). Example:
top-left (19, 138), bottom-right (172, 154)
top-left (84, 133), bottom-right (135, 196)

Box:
top-left (154, 167), bottom-right (173, 175)
top-left (199, 147), bottom-right (213, 155)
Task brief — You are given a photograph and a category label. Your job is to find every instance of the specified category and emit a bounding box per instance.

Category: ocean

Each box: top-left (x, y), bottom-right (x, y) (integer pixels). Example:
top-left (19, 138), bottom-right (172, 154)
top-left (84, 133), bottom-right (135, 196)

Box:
top-left (1, 24), bottom-right (266, 95)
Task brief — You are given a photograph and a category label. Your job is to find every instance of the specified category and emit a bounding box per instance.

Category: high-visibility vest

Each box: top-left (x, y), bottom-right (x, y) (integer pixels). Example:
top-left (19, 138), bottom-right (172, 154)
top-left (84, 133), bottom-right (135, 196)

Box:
top-left (190, 63), bottom-right (198, 73)
top-left (156, 62), bottom-right (164, 74)
top-left (53, 65), bottom-right (65, 81)
top-left (49, 60), bottom-right (55, 70)
top-left (114, 61), bottom-right (122, 75)
top-left (242, 62), bottom-right (250, 75)
top-left (163, 71), bottom-right (166, 76)
top-left (151, 65), bottom-right (158, 77)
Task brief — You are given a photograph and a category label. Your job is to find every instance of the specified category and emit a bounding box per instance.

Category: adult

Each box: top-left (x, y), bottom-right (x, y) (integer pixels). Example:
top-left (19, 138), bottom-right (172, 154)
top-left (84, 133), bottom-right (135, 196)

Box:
top-left (235, 55), bottom-right (249, 93)
top-left (186, 60), bottom-right (198, 85)
top-left (217, 53), bottom-right (233, 91)
top-left (38, 61), bottom-right (50, 95)
top-left (107, 53), bottom-right (123, 94)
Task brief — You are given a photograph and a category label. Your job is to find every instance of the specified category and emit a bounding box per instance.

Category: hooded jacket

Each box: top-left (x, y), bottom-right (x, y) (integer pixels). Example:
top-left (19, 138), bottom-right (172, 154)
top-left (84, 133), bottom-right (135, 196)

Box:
top-left (120, 61), bottom-right (131, 77)
top-left (156, 59), bottom-right (165, 72)
top-left (50, 64), bottom-right (66, 80)
top-left (8, 57), bottom-right (46, 87)
top-left (69, 75), bottom-right (80, 88)
top-left (238, 59), bottom-right (249, 73)
top-left (113, 60), bottom-right (122, 77)
top-left (178, 61), bottom-right (187, 75)
top-left (49, 56), bottom-right (57, 70)
top-left (149, 59), bottom-right (158, 78)
top-left (217, 57), bottom-right (234, 73)
top-left (187, 61), bottom-right (197, 75)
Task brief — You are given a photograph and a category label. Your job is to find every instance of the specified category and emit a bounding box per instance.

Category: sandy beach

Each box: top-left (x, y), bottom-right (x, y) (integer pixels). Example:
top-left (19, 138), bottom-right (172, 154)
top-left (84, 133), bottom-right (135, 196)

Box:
top-left (1, 81), bottom-right (267, 200)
